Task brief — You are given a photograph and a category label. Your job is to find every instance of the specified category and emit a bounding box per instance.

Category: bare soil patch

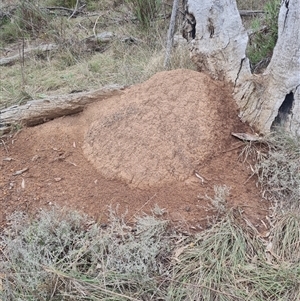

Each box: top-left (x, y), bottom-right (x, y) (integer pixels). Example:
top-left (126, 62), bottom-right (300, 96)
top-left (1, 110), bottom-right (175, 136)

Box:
top-left (0, 69), bottom-right (269, 232)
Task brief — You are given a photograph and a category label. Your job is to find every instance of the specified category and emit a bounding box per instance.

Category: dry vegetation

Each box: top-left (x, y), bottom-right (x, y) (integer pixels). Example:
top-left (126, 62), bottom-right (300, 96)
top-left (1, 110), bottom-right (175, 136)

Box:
top-left (0, 0), bottom-right (194, 108)
top-left (1, 0), bottom-right (300, 300)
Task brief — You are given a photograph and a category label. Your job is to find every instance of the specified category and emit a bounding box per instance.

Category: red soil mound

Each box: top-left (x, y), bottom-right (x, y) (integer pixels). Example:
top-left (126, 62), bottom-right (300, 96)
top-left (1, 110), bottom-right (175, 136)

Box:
top-left (0, 69), bottom-right (269, 232)
top-left (84, 70), bottom-right (242, 188)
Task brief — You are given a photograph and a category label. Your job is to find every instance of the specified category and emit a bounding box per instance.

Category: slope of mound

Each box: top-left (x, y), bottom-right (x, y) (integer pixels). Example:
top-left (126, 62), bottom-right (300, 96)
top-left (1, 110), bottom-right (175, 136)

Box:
top-left (83, 69), bottom-right (241, 188)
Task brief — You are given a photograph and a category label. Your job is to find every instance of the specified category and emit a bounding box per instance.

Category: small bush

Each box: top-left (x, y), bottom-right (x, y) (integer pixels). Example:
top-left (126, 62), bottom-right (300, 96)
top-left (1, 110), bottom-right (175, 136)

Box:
top-left (242, 130), bottom-right (300, 211)
top-left (1, 208), bottom-right (300, 300)
top-left (0, 207), bottom-right (172, 300)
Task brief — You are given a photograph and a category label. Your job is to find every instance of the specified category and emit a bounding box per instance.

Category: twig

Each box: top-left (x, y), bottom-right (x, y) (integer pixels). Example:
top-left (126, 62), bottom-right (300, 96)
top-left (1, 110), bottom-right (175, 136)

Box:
top-left (130, 194), bottom-right (157, 221)
top-left (239, 10), bottom-right (265, 16)
top-left (20, 37), bottom-right (26, 87)
top-left (93, 15), bottom-right (100, 37)
top-left (77, 22), bottom-right (89, 34)
top-left (0, 139), bottom-right (9, 153)
top-left (194, 171), bottom-right (205, 184)
top-left (43, 6), bottom-right (74, 12)
top-left (221, 142), bottom-right (245, 153)
top-left (68, 0), bottom-right (79, 20)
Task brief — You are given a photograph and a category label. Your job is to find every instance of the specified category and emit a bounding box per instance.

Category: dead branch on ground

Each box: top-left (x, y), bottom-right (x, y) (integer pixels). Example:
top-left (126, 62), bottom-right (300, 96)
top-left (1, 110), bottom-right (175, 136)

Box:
top-left (0, 44), bottom-right (58, 66)
top-left (0, 85), bottom-right (125, 134)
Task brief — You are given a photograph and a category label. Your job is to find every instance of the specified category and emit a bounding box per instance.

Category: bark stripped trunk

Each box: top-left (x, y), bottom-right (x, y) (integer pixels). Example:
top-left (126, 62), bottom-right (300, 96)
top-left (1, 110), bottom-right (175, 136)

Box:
top-left (184, 0), bottom-right (300, 135)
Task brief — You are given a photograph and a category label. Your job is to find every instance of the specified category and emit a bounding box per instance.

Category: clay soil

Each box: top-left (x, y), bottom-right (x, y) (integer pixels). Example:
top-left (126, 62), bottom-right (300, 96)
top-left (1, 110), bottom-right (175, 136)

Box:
top-left (0, 69), bottom-right (269, 232)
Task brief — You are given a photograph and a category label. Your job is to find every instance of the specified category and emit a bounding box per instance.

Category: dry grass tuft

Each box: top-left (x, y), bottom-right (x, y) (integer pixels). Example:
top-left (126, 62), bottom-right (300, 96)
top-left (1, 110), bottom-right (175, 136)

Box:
top-left (1, 207), bottom-right (300, 300)
top-left (170, 209), bottom-right (300, 301)
top-left (270, 211), bottom-right (300, 262)
top-left (240, 130), bottom-right (300, 211)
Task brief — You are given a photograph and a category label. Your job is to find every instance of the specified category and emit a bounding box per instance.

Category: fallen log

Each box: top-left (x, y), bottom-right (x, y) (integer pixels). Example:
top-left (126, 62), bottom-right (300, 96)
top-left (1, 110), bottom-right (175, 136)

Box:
top-left (0, 85), bottom-right (125, 134)
top-left (0, 44), bottom-right (58, 66)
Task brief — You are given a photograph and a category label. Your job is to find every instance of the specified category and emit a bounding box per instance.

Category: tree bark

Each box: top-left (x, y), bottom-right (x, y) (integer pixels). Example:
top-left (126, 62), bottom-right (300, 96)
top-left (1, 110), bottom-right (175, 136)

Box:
top-left (184, 0), bottom-right (300, 135)
top-left (183, 0), bottom-right (251, 83)
top-left (0, 85), bottom-right (124, 133)
top-left (237, 0), bottom-right (300, 134)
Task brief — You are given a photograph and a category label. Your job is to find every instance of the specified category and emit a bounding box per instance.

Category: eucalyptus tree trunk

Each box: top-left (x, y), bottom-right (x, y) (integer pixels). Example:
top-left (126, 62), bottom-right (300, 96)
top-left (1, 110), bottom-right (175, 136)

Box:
top-left (183, 0), bottom-right (300, 135)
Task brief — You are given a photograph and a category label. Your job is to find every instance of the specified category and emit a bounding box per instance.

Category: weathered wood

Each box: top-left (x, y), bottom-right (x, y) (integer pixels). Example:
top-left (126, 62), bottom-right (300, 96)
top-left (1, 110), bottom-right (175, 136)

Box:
top-left (0, 85), bottom-right (124, 133)
top-left (184, 0), bottom-right (300, 135)
top-left (0, 33), bottom-right (136, 66)
top-left (183, 0), bottom-right (251, 83)
top-left (164, 0), bottom-right (180, 68)
top-left (0, 44), bottom-right (58, 66)
top-left (42, 4), bottom-right (86, 17)
top-left (238, 10), bottom-right (264, 16)
top-left (236, 0), bottom-right (300, 135)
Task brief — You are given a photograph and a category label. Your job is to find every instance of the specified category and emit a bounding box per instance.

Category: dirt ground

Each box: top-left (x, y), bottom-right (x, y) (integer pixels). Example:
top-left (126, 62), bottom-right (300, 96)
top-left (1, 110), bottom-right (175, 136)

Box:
top-left (0, 70), bottom-right (269, 232)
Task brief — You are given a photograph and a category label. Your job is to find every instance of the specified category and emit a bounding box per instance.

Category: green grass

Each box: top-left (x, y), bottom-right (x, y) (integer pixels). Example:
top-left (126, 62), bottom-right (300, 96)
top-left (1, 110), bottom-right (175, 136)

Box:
top-left (236, 0), bottom-right (270, 10)
top-left (246, 0), bottom-right (280, 69)
top-left (0, 1), bottom-right (52, 46)
top-left (0, 40), bottom-right (194, 108)
top-left (1, 0), bottom-right (279, 109)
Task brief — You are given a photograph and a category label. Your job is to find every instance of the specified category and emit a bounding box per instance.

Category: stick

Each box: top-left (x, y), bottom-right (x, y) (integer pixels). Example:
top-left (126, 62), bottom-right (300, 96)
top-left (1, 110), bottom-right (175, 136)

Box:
top-left (93, 15), bottom-right (100, 37)
top-left (239, 10), bottom-right (264, 16)
top-left (68, 0), bottom-right (79, 20)
top-left (164, 0), bottom-right (179, 69)
top-left (0, 44), bottom-right (58, 66)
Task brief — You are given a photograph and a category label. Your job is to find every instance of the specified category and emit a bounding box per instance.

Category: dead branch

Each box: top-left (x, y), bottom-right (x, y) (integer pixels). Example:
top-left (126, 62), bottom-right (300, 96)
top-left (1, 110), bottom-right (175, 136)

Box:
top-left (0, 85), bottom-right (125, 134)
top-left (42, 6), bottom-right (74, 12)
top-left (164, 0), bottom-right (180, 69)
top-left (68, 1), bottom-right (85, 19)
top-left (41, 5), bottom-right (86, 17)
top-left (0, 44), bottom-right (58, 66)
top-left (239, 10), bottom-right (265, 16)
